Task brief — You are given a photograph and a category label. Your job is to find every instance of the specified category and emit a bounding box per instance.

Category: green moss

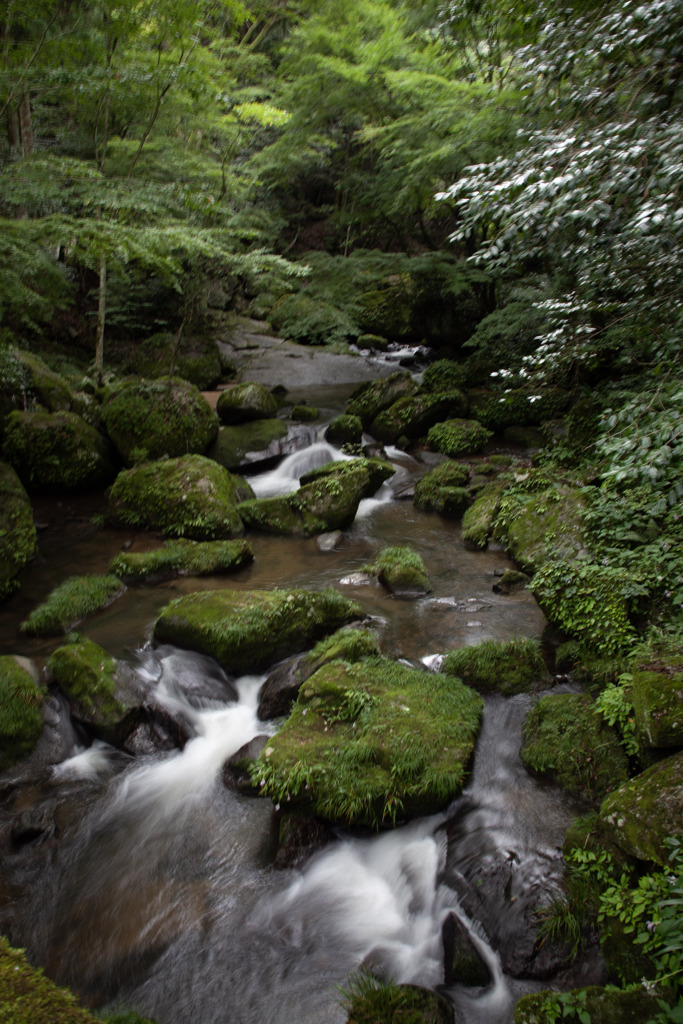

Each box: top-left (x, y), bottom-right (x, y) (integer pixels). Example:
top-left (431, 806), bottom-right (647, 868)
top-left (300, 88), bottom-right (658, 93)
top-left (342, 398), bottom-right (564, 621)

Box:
top-left (299, 457), bottom-right (394, 493)
top-left (364, 545), bottom-right (431, 596)
top-left (101, 378), bottom-right (218, 466)
top-left (461, 480), bottom-right (506, 548)
top-left (216, 381), bottom-right (278, 424)
top-left (0, 936), bottom-right (100, 1023)
top-left (47, 637), bottom-right (127, 727)
top-left (252, 656), bottom-right (483, 827)
top-left (290, 404), bottom-right (319, 422)
top-left (0, 460), bottom-right (36, 601)
top-left (110, 330), bottom-right (222, 389)
top-left (0, 656), bottom-right (45, 770)
top-left (20, 575), bottom-right (125, 636)
top-left (421, 359), bottom-right (468, 393)
top-left (598, 751), bottom-right (683, 866)
top-left (427, 419), bottom-right (493, 458)
top-left (357, 282), bottom-right (415, 339)
top-left (340, 970), bottom-right (453, 1024)
top-left (497, 485), bottom-right (589, 574)
top-left (492, 569), bottom-right (530, 594)
top-left (442, 637), bottom-right (549, 696)
top-left (109, 539), bottom-right (253, 582)
top-left (369, 391), bottom-right (467, 444)
top-left (521, 693), bottom-right (629, 803)
top-left (207, 418), bottom-right (289, 471)
top-left (414, 460), bottom-right (471, 517)
top-left (326, 415), bottom-right (363, 446)
top-left (154, 587), bottom-right (362, 674)
top-left (13, 350), bottom-right (75, 412)
top-left (307, 625), bottom-right (381, 664)
top-left (107, 454), bottom-right (245, 539)
top-left (2, 410), bottom-right (116, 491)
top-left (513, 985), bottom-right (662, 1024)
top-left (346, 371), bottom-right (419, 429)
top-left (630, 664), bottom-right (683, 749)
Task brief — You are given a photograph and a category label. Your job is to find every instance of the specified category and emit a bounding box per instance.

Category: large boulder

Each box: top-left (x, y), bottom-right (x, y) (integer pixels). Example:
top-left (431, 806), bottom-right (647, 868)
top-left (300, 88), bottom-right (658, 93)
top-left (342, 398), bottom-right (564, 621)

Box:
top-left (252, 656), bottom-right (483, 827)
top-left (1, 350), bottom-right (74, 416)
top-left (364, 545), bottom-right (431, 598)
top-left (107, 454), bottom-right (245, 539)
top-left (110, 330), bottom-right (223, 389)
top-left (2, 410), bottom-right (116, 491)
top-left (630, 661), bottom-right (683, 750)
top-left (414, 460), bottom-right (471, 516)
top-left (521, 693), bottom-right (629, 803)
top-left (109, 538), bottom-right (253, 582)
top-left (100, 377), bottom-right (218, 465)
top-left (346, 371), bottom-right (419, 429)
top-left (216, 381), bottom-right (278, 424)
top-left (154, 587), bottom-right (363, 674)
top-left (497, 484), bottom-right (589, 575)
top-left (427, 419), bottom-right (493, 458)
top-left (0, 461), bottom-right (36, 600)
top-left (598, 751), bottom-right (683, 866)
top-left (368, 391), bottom-right (467, 445)
top-left (0, 656), bottom-right (46, 771)
top-left (461, 480), bottom-right (506, 549)
top-left (238, 458), bottom-right (394, 537)
top-left (208, 419), bottom-right (314, 472)
top-left (442, 637), bottom-right (550, 696)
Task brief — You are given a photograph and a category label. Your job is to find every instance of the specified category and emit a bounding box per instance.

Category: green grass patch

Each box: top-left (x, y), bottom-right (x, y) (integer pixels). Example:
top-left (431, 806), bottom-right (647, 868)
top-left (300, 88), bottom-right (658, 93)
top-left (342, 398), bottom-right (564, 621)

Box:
top-left (20, 575), bottom-right (125, 636)
top-left (109, 539), bottom-right (253, 581)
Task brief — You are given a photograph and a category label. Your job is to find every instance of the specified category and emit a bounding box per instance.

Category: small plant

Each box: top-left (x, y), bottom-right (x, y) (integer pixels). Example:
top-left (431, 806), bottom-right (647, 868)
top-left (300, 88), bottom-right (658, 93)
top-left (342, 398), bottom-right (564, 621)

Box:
top-left (595, 677), bottom-right (639, 758)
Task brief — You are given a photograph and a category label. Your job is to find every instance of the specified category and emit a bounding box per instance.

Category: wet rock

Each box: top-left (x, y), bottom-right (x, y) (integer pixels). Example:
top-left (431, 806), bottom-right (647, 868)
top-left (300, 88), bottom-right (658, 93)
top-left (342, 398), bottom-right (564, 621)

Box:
top-left (492, 569), bottom-right (530, 594)
top-left (369, 391), bottom-right (467, 445)
top-left (499, 484), bottom-right (588, 575)
top-left (442, 638), bottom-right (549, 697)
top-left (0, 656), bottom-right (47, 772)
top-left (0, 461), bottom-right (36, 601)
top-left (414, 460), bottom-right (471, 516)
top-left (109, 538), bottom-right (253, 582)
top-left (317, 530), bottom-right (343, 552)
top-left (274, 811), bottom-right (334, 869)
top-left (325, 414), bottom-right (363, 447)
top-left (2, 410), bottom-right (116, 492)
top-left (216, 381), bottom-right (278, 424)
top-left (223, 734), bottom-right (270, 792)
top-left (346, 371), bottom-right (419, 429)
top-left (366, 545), bottom-right (431, 598)
top-left (427, 419), bottom-right (493, 458)
top-left (258, 655), bottom-right (309, 719)
top-left (461, 481), bottom-right (506, 550)
top-left (10, 802), bottom-right (56, 846)
top-left (208, 419), bottom-right (316, 472)
top-left (442, 911), bottom-right (491, 986)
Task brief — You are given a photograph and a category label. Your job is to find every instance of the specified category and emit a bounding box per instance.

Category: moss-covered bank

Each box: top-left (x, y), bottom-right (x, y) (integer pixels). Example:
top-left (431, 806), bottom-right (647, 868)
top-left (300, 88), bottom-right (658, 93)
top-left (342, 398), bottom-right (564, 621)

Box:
top-left (0, 460), bottom-right (36, 601)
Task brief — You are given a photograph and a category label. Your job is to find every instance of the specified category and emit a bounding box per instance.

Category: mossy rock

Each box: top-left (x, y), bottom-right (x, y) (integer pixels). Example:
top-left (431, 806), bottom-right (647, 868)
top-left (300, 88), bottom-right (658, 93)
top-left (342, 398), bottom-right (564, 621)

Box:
top-left (598, 750), bottom-right (683, 866)
top-left (421, 359), bottom-right (468, 393)
top-left (414, 460), bottom-right (471, 516)
top-left (216, 381), bottom-right (278, 424)
top-left (112, 330), bottom-right (222, 389)
top-left (492, 569), bottom-right (530, 594)
top-left (461, 480), bottom-right (506, 549)
top-left (109, 538), bottom-right (253, 582)
top-left (154, 587), bottom-right (362, 674)
top-left (47, 636), bottom-right (146, 741)
top-left (326, 414), bottom-right (363, 447)
top-left (101, 377), bottom-right (218, 465)
top-left (513, 985), bottom-right (662, 1024)
top-left (497, 485), bottom-right (589, 575)
top-left (10, 350), bottom-right (75, 413)
top-left (252, 656), bottom-right (483, 827)
top-left (0, 935), bottom-right (101, 1024)
top-left (0, 656), bottom-right (46, 771)
top-left (442, 912), bottom-right (491, 986)
top-left (364, 545), bottom-right (431, 598)
top-left (107, 454), bottom-right (245, 539)
top-left (630, 663), bottom-right (683, 749)
top-left (2, 410), bottom-right (116, 491)
top-left (290, 404), bottom-right (319, 422)
top-left (357, 282), bottom-right (415, 339)
top-left (0, 461), bottom-right (36, 601)
top-left (442, 637), bottom-right (549, 696)
top-left (427, 419), bottom-right (493, 458)
top-left (346, 371), bottom-right (419, 429)
top-left (207, 418), bottom-right (290, 471)
top-left (356, 333), bottom-right (389, 352)
top-left (239, 458), bottom-right (394, 537)
top-left (521, 692), bottom-right (629, 803)
top-left (369, 391), bottom-right (467, 445)
top-left (341, 972), bottom-right (453, 1024)
top-left (19, 574), bottom-right (126, 636)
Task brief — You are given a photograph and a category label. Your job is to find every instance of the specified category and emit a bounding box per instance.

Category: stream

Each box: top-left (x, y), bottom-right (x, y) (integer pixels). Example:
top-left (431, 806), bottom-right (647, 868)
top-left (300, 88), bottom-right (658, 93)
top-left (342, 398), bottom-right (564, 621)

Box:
top-left (0, 380), bottom-right (586, 1023)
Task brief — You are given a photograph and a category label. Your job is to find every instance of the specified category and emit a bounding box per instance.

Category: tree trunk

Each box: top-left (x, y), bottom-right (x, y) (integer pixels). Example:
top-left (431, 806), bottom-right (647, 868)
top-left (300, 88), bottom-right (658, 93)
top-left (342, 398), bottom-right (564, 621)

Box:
top-left (95, 252), bottom-right (106, 384)
top-left (6, 105), bottom-right (19, 148)
top-left (18, 92), bottom-right (33, 155)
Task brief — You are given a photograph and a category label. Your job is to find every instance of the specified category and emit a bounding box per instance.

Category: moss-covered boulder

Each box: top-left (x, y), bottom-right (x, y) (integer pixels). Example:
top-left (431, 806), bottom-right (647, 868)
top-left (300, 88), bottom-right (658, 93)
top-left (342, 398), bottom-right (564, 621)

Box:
top-left (109, 538), bottom-right (253, 582)
top-left (154, 587), bottom-right (362, 674)
top-left (19, 574), bottom-right (126, 636)
top-left (107, 454), bottom-right (245, 539)
top-left (207, 419), bottom-right (316, 473)
top-left (101, 377), bottom-right (218, 465)
top-left (341, 972), bottom-right (453, 1024)
top-left (427, 419), bottom-right (493, 458)
top-left (111, 330), bottom-right (222, 389)
top-left (521, 693), bottom-right (629, 803)
top-left (0, 936), bottom-right (103, 1024)
top-left (356, 333), bottom-right (389, 351)
top-left (216, 381), bottom-right (278, 424)
top-left (2, 410), bottom-right (116, 491)
top-left (497, 485), bottom-right (589, 574)
top-left (0, 461), bottom-right (36, 601)
top-left (290, 404), bottom-right (318, 422)
top-left (630, 661), bottom-right (683, 750)
top-left (9, 350), bottom-right (75, 413)
top-left (346, 371), bottom-right (419, 429)
top-left (325, 414), bottom-right (363, 447)
top-left (47, 636), bottom-right (148, 743)
top-left (513, 985), bottom-right (662, 1024)
top-left (598, 751), bottom-right (683, 866)
top-left (421, 359), bottom-right (468, 393)
top-left (0, 656), bottom-right (46, 771)
top-left (369, 391), bottom-right (467, 445)
top-left (461, 480), bottom-right (506, 549)
top-left (252, 656), bottom-right (483, 826)
top-left (492, 569), bottom-right (530, 594)
top-left (238, 458), bottom-right (394, 537)
top-left (442, 637), bottom-right (549, 696)
top-left (414, 460), bottom-right (471, 516)
top-left (258, 625), bottom-right (381, 719)
top-left (364, 545), bottom-right (431, 598)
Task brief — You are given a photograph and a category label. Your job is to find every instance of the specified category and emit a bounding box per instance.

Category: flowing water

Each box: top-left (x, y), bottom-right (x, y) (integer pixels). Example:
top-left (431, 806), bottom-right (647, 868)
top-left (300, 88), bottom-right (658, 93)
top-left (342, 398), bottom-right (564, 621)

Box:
top-left (0, 382), bottom-right (584, 1023)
